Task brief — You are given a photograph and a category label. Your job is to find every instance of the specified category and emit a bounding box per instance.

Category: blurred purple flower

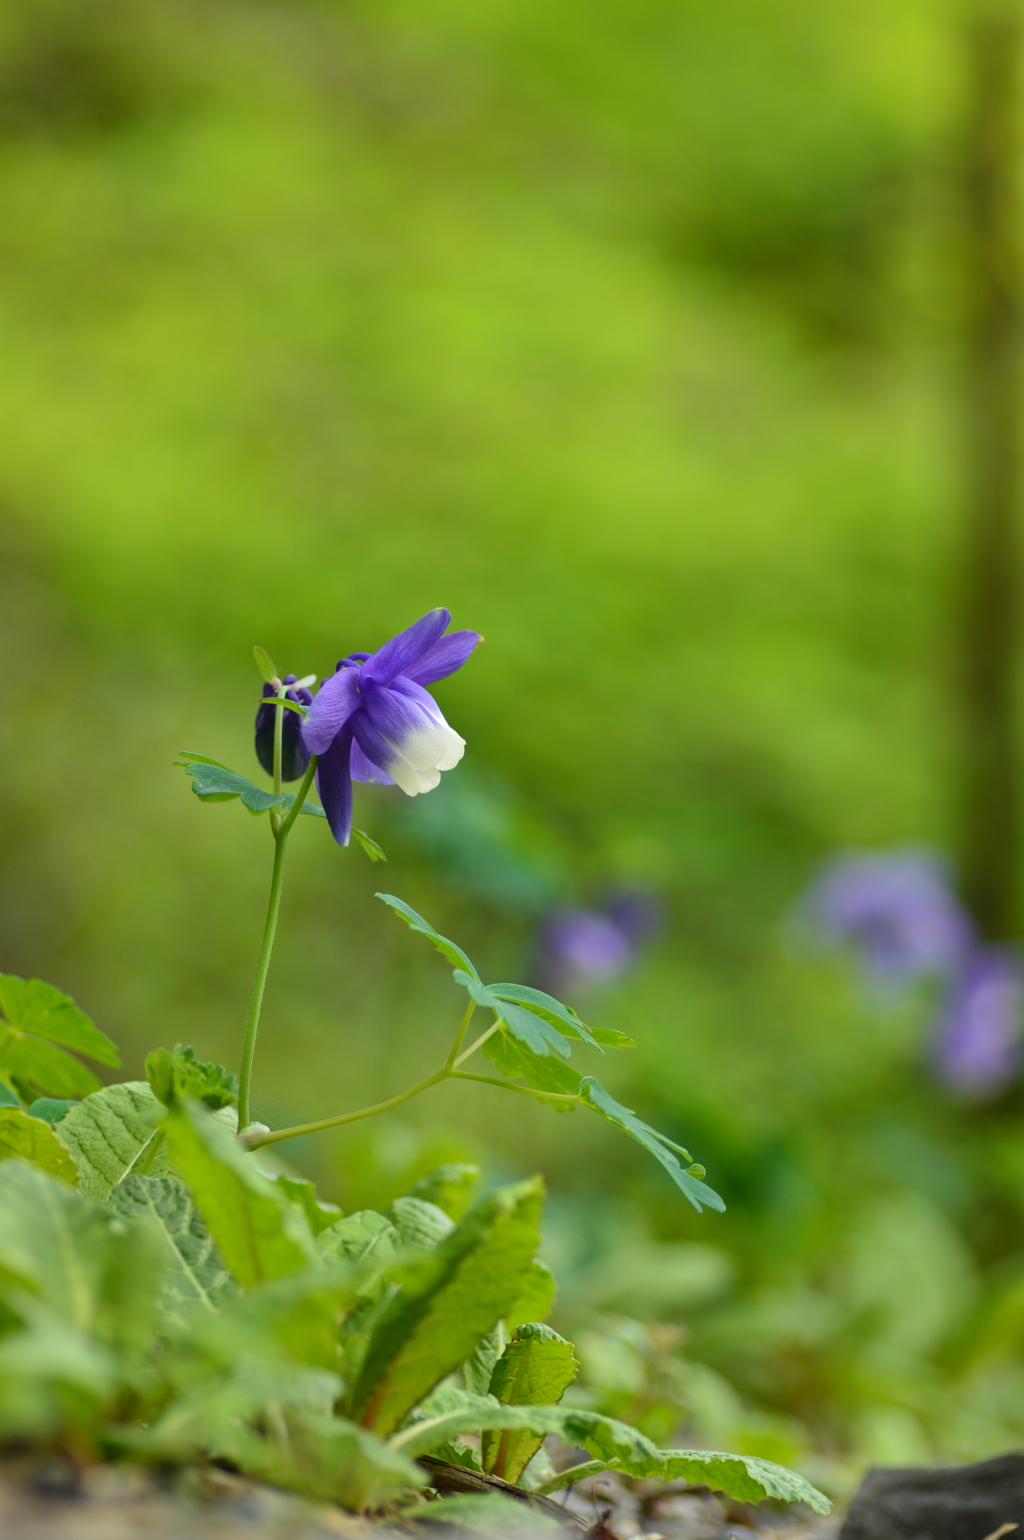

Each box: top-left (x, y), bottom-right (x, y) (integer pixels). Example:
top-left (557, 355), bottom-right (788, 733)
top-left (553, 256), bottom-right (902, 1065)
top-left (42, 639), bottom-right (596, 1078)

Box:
top-left (934, 947), bottom-right (1024, 1098)
top-left (538, 889), bottom-right (663, 995)
top-left (255, 675), bottom-right (314, 783)
top-left (802, 849), bottom-right (973, 988)
top-left (302, 608), bottom-right (479, 846)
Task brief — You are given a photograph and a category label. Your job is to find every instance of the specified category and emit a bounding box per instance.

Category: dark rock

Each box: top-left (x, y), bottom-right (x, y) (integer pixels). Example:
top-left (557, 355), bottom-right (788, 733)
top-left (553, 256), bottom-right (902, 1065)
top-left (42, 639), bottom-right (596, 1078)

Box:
top-left (839, 1451), bottom-right (1024, 1540)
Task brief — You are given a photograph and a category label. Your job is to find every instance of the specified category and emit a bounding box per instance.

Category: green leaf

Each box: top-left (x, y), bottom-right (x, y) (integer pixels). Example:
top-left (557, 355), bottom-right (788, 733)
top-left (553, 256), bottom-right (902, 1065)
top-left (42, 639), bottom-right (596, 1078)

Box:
top-left (55, 1082), bottom-right (171, 1201)
top-left (462, 1324), bottom-right (505, 1396)
top-left (146, 1044), bottom-right (238, 1110)
top-left (590, 1027), bottom-right (635, 1049)
top-left (0, 1110), bottom-right (79, 1186)
top-left (482, 1032), bottom-right (583, 1099)
top-left (391, 1197), bottom-right (456, 1250)
top-left (0, 1036), bottom-right (102, 1100)
top-left (352, 826), bottom-right (387, 861)
top-left (317, 1210), bottom-right (402, 1281)
top-left (455, 974), bottom-right (571, 1060)
top-left (180, 759), bottom-right (286, 812)
top-left (271, 1174), bottom-right (342, 1236)
top-left (164, 1100), bottom-right (317, 1288)
top-left (27, 1099), bottom-right (77, 1124)
top-left (579, 1078), bottom-right (725, 1214)
top-left (0, 975), bottom-right (121, 1068)
top-left (405, 1163), bottom-right (481, 1221)
top-left (278, 790), bottom-right (328, 819)
top-left (0, 1081), bottom-right (20, 1109)
top-left (506, 1261), bottom-right (557, 1330)
top-left (350, 1176), bottom-right (545, 1436)
top-left (106, 1173), bottom-right (237, 1320)
top-left (482, 1325), bottom-right (579, 1483)
top-left (253, 645), bottom-right (278, 683)
top-left (375, 894), bottom-right (480, 980)
top-left (484, 983), bottom-right (600, 1050)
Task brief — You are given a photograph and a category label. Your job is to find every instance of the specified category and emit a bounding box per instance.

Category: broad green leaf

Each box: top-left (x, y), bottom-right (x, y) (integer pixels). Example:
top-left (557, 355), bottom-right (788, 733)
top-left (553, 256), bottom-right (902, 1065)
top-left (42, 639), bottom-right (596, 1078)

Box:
top-left (280, 789), bottom-right (328, 819)
top-left (350, 1176), bottom-right (544, 1436)
top-left (0, 975), bottom-right (121, 1067)
top-left (317, 1210), bottom-right (402, 1295)
top-left (106, 1174), bottom-right (237, 1319)
top-left (0, 1110), bottom-right (79, 1186)
top-left (55, 1082), bottom-right (171, 1201)
top-left (187, 1266), bottom-right (361, 1372)
top-left (483, 1032), bottom-right (582, 1100)
top-left (406, 1163), bottom-right (481, 1221)
top-left (352, 827), bottom-right (387, 860)
top-left (579, 1079), bottom-right (725, 1214)
top-left (506, 1261), bottom-right (557, 1330)
top-left (375, 894), bottom-right (480, 980)
top-left (0, 1035), bottom-right (102, 1100)
top-left (484, 983), bottom-right (600, 1050)
top-left (454, 974), bottom-right (570, 1060)
top-left (146, 1044), bottom-right (238, 1110)
top-left (389, 1386), bottom-right (525, 1460)
top-left (164, 1099), bottom-right (317, 1288)
top-left (0, 1080), bottom-right (20, 1109)
top-left (463, 1323), bottom-right (505, 1396)
top-left (482, 1325), bottom-right (579, 1482)
top-left (590, 1027), bottom-right (635, 1049)
top-left (27, 1098), bottom-right (77, 1124)
top-left (271, 1174), bottom-right (342, 1236)
top-left (391, 1196), bottom-right (455, 1250)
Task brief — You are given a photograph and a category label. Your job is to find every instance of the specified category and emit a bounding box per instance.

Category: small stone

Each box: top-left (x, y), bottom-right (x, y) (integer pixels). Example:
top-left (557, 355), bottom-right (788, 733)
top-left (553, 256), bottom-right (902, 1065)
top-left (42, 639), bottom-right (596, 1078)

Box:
top-left (839, 1452), bottom-right (1024, 1540)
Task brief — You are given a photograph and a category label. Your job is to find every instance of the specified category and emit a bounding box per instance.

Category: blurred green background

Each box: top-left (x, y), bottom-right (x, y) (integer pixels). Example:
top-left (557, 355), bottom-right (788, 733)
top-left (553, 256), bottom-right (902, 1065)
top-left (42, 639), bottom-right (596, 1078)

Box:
top-left (4, 0), bottom-right (1024, 1495)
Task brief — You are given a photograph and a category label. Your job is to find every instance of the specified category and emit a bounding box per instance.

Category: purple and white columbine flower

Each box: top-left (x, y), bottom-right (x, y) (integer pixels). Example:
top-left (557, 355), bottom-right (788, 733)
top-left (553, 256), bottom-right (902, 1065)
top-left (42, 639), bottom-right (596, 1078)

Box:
top-left (302, 608), bottom-right (479, 846)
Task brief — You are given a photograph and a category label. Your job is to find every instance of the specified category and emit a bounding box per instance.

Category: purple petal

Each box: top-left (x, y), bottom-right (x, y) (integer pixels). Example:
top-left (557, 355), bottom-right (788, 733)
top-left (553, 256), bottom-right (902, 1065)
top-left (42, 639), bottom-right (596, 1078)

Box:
top-left (363, 609), bottom-right (451, 687)
top-left (934, 947), bottom-right (1024, 1097)
top-left (351, 737), bottom-right (395, 786)
top-left (303, 666), bottom-right (361, 755)
top-left (401, 629), bottom-right (480, 686)
top-left (315, 722), bottom-right (355, 846)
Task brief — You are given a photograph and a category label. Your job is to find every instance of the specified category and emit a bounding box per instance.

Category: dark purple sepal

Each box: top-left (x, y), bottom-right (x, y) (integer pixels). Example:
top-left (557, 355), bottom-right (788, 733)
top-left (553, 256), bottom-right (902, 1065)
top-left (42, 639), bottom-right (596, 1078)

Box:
top-left (255, 687), bottom-right (311, 783)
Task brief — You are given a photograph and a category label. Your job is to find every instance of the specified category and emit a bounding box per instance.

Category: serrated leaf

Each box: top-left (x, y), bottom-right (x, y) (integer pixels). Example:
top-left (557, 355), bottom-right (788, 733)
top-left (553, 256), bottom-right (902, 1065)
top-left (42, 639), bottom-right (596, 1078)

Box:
top-left (483, 1033), bottom-right (582, 1099)
top-left (106, 1173), bottom-right (237, 1320)
top-left (405, 1164), bottom-right (481, 1221)
top-left (352, 827), bottom-right (386, 860)
top-left (145, 1044), bottom-right (238, 1110)
top-left (506, 1261), bottom-right (557, 1330)
top-left (271, 1175), bottom-right (342, 1236)
top-left (0, 1110), bottom-right (79, 1186)
top-left (375, 894), bottom-right (480, 980)
top-left (27, 1098), bottom-right (77, 1125)
top-left (484, 983), bottom-right (600, 1050)
top-left (482, 1325), bottom-right (579, 1482)
top-left (351, 1177), bottom-right (544, 1437)
top-left (455, 974), bottom-right (570, 1060)
top-left (55, 1082), bottom-right (171, 1201)
top-left (164, 1100), bottom-right (317, 1288)
top-left (0, 1036), bottom-right (102, 1100)
top-left (579, 1078), bottom-right (725, 1214)
top-left (0, 975), bottom-right (121, 1067)
top-left (392, 1196), bottom-right (456, 1250)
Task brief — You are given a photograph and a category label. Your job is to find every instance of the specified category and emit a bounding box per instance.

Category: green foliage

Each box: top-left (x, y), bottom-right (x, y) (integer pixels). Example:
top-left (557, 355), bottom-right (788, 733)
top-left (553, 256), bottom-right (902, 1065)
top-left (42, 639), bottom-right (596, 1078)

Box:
top-left (106, 1173), bottom-right (237, 1320)
top-left (406, 1163), bottom-right (481, 1220)
top-left (376, 893), bottom-right (479, 977)
top-left (580, 1078), bottom-right (725, 1214)
top-left (55, 1082), bottom-right (170, 1200)
top-left (391, 1195), bottom-right (456, 1249)
top-left (0, 1108), bottom-right (79, 1185)
top-left (271, 1174), bottom-right (342, 1236)
top-left (28, 1098), bottom-right (78, 1124)
top-left (146, 1044), bottom-right (238, 1110)
top-left (0, 975), bottom-right (120, 1102)
top-left (482, 1324), bottom-right (580, 1482)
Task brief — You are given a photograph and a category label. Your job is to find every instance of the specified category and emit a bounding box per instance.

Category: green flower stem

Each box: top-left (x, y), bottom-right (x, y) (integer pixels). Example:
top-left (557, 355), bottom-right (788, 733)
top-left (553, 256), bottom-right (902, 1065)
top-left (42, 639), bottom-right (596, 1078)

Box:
top-left (449, 1070), bottom-right (581, 1106)
top-left (242, 1065), bottom-right (453, 1148)
top-left (445, 1000), bottom-right (476, 1069)
top-left (278, 754), bottom-right (318, 837)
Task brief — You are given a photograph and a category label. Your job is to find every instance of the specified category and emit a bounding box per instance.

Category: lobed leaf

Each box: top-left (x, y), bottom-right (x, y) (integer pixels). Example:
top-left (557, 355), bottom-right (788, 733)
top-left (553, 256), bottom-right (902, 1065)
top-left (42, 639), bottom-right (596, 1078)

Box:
top-left (0, 1036), bottom-right (102, 1100)
top-left (350, 1177), bottom-right (544, 1437)
top-left (55, 1082), bottom-right (171, 1201)
top-left (0, 1110), bottom-right (79, 1186)
top-left (180, 759), bottom-right (285, 812)
top-left (454, 974), bottom-right (571, 1060)
top-left (375, 894), bottom-right (480, 980)
top-left (482, 1033), bottom-right (582, 1099)
top-left (484, 983), bottom-right (600, 1050)
top-left (482, 1324), bottom-right (579, 1482)
top-left (164, 1100), bottom-right (318, 1289)
top-left (0, 975), bottom-right (121, 1067)
top-left (106, 1173), bottom-right (237, 1320)
top-left (146, 1044), bottom-right (238, 1110)
top-left (579, 1078), bottom-right (725, 1214)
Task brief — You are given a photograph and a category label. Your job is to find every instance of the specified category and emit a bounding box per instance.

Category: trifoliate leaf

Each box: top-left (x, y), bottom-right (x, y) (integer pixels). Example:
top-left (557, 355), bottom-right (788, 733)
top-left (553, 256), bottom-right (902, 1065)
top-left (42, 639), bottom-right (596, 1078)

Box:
top-left (164, 1099), bottom-right (317, 1288)
top-left (484, 983), bottom-right (600, 1050)
top-left (482, 1325), bottom-right (579, 1482)
top-left (375, 894), bottom-right (480, 980)
top-left (579, 1078), bottom-right (725, 1214)
top-left (146, 1044), bottom-right (238, 1110)
top-left (106, 1173), bottom-right (236, 1320)
top-left (271, 1174), bottom-right (342, 1236)
top-left (27, 1098), bottom-right (77, 1124)
top-left (483, 1033), bottom-right (582, 1100)
top-left (391, 1196), bottom-right (456, 1250)
top-left (0, 1109), bottom-right (79, 1186)
top-left (405, 1163), bottom-right (480, 1221)
top-left (454, 974), bottom-right (571, 1060)
top-left (55, 1082), bottom-right (170, 1201)
top-left (350, 1177), bottom-right (544, 1437)
top-left (0, 975), bottom-right (121, 1067)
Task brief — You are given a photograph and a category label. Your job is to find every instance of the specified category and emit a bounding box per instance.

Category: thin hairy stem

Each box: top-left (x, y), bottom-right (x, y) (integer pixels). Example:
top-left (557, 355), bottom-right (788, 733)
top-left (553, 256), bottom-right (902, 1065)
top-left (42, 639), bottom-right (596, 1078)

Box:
top-left (242, 1066), bottom-right (452, 1148)
top-left (445, 1000), bottom-right (476, 1069)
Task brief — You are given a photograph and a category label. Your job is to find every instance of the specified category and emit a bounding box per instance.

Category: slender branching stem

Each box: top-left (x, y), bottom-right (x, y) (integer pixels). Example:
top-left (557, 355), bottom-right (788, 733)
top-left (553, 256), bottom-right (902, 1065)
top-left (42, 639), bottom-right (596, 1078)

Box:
top-left (449, 1070), bottom-right (581, 1106)
top-left (278, 754), bottom-right (318, 838)
top-left (242, 1066), bottom-right (452, 1148)
top-left (445, 1000), bottom-right (476, 1069)
top-left (453, 1019), bottom-right (502, 1067)
top-left (238, 830), bottom-right (288, 1130)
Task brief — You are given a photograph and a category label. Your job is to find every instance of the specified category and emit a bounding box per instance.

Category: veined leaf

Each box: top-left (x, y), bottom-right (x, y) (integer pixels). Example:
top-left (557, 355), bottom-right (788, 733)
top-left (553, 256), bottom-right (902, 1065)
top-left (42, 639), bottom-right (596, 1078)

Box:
top-left (164, 1100), bottom-right (317, 1288)
top-left (350, 1177), bottom-right (544, 1437)
top-left (483, 1033), bottom-right (582, 1099)
top-left (506, 1261), bottom-right (557, 1330)
top-left (484, 983), bottom-right (600, 1050)
top-left (405, 1163), bottom-right (481, 1221)
top-left (462, 1323), bottom-right (505, 1396)
top-left (106, 1174), bottom-right (236, 1320)
top-left (55, 1082), bottom-right (171, 1201)
top-left (253, 645), bottom-right (278, 683)
top-left (0, 1110), bottom-right (79, 1186)
top-left (579, 1079), bottom-right (725, 1214)
top-left (375, 894), bottom-right (480, 980)
top-left (454, 975), bottom-right (570, 1060)
top-left (179, 759), bottom-right (285, 812)
top-left (27, 1099), bottom-right (77, 1125)
top-left (482, 1325), bottom-right (579, 1482)
top-left (0, 976), bottom-right (120, 1067)
top-left (391, 1197), bottom-right (456, 1250)
top-left (0, 1036), bottom-right (102, 1100)
top-left (271, 1175), bottom-right (342, 1236)
top-left (146, 1044), bottom-right (237, 1111)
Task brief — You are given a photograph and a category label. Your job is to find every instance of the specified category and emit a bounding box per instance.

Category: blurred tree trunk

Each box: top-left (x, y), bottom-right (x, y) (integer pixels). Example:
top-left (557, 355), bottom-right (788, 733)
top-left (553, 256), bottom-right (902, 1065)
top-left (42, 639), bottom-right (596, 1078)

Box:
top-left (961, 1), bottom-right (1022, 941)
